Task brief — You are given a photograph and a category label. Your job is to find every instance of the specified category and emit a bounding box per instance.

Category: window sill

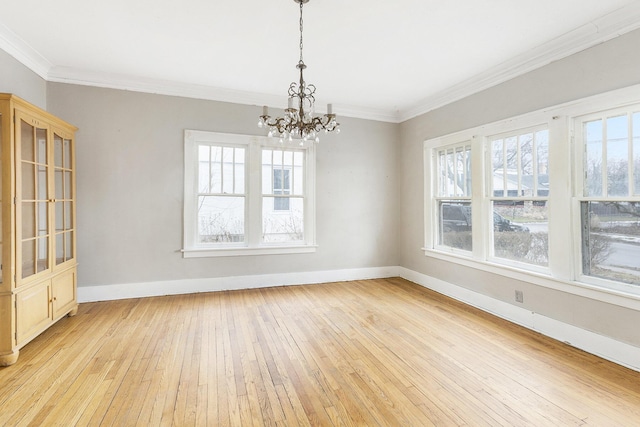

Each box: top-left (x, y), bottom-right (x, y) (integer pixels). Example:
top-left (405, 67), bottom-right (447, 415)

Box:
top-left (182, 245), bottom-right (318, 258)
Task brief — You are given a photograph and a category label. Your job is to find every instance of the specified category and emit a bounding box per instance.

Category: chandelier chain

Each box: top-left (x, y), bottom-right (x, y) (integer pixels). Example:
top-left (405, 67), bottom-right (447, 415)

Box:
top-left (299, 1), bottom-right (304, 64)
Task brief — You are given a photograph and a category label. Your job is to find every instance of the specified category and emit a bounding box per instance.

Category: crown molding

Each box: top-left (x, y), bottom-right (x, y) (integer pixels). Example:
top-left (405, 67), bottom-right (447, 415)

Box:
top-left (47, 66), bottom-right (399, 123)
top-left (0, 21), bottom-right (51, 79)
top-left (399, 2), bottom-right (640, 122)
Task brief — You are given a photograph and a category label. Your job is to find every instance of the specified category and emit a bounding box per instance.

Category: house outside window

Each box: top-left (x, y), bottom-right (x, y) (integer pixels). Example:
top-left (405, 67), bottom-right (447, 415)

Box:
top-left (272, 168), bottom-right (291, 211)
top-left (183, 131), bottom-right (316, 257)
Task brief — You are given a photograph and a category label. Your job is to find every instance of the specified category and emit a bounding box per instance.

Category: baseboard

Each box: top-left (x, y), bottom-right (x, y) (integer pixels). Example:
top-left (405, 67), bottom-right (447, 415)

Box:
top-left (398, 267), bottom-right (640, 373)
top-left (77, 266), bottom-right (401, 303)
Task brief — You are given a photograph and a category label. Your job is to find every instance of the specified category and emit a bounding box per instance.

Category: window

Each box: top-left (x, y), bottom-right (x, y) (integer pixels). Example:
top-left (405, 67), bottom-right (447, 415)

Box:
top-left (435, 143), bottom-right (472, 251)
top-left (489, 127), bottom-right (549, 267)
top-left (576, 108), bottom-right (640, 286)
top-left (183, 131), bottom-right (316, 257)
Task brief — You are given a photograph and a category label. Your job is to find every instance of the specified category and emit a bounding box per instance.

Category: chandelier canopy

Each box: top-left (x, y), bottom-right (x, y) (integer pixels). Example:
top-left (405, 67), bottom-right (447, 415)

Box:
top-left (258, 0), bottom-right (339, 144)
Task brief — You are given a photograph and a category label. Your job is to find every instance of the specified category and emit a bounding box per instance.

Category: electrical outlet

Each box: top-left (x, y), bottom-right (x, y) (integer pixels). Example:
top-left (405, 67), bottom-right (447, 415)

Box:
top-left (515, 290), bottom-right (524, 303)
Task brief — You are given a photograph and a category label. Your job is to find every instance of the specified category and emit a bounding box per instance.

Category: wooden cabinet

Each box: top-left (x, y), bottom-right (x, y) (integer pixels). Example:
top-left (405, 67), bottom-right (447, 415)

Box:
top-left (0, 94), bottom-right (77, 366)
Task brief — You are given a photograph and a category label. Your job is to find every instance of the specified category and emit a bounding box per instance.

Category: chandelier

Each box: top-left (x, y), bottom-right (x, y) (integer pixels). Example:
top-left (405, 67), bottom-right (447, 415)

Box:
top-left (258, 0), bottom-right (339, 144)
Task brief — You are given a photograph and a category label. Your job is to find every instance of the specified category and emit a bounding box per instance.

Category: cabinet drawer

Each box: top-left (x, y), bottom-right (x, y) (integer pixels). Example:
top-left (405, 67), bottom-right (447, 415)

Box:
top-left (52, 269), bottom-right (76, 319)
top-left (16, 282), bottom-right (51, 345)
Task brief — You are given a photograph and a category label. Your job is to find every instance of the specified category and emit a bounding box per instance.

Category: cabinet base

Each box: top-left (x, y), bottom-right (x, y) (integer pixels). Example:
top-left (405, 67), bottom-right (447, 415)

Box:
top-left (0, 350), bottom-right (19, 367)
top-left (68, 305), bottom-right (78, 317)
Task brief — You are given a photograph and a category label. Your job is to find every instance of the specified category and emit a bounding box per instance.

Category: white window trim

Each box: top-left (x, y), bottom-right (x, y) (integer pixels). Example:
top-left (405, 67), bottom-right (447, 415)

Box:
top-left (423, 83), bottom-right (640, 308)
top-left (183, 130), bottom-right (316, 258)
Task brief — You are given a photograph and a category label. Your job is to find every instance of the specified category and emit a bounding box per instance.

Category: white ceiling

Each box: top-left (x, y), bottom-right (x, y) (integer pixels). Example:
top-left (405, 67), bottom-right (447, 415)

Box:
top-left (2, 0), bottom-right (640, 122)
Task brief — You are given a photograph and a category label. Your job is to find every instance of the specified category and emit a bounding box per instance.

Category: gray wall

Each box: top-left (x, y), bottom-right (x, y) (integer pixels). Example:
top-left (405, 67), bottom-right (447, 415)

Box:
top-left (46, 84), bottom-right (400, 287)
top-left (399, 28), bottom-right (640, 347)
top-left (0, 49), bottom-right (46, 109)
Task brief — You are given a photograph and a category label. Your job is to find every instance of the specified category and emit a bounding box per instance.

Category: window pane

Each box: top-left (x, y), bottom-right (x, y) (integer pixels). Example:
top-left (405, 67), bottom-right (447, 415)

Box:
top-left (292, 152), bottom-right (304, 196)
top-left (606, 115), bottom-right (628, 197)
top-left (210, 146), bottom-right (222, 194)
top-left (492, 201), bottom-right (547, 266)
top-left (198, 145), bottom-right (210, 193)
top-left (262, 150), bottom-right (273, 195)
top-left (446, 149), bottom-right (455, 196)
top-left (439, 201), bottom-right (472, 251)
top-left (492, 139), bottom-right (505, 197)
top-left (520, 133), bottom-right (534, 178)
top-left (235, 148), bottom-right (245, 193)
top-left (197, 196), bottom-right (244, 243)
top-left (455, 146), bottom-right (470, 197)
top-left (222, 147), bottom-right (234, 194)
top-left (505, 136), bottom-right (518, 171)
top-left (585, 120), bottom-right (603, 197)
top-left (536, 130), bottom-right (549, 197)
top-left (581, 201), bottom-right (640, 286)
top-left (274, 169), bottom-right (283, 191)
top-left (284, 150), bottom-right (293, 168)
top-left (633, 112), bottom-right (640, 196)
top-left (262, 197), bottom-right (303, 243)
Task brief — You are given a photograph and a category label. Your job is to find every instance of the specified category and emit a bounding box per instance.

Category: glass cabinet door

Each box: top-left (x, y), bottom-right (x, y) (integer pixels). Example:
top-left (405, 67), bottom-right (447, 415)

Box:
top-left (53, 131), bottom-right (74, 266)
top-left (18, 114), bottom-right (50, 281)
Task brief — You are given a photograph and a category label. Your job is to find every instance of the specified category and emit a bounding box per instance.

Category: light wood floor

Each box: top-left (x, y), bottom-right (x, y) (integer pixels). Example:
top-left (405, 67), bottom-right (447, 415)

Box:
top-left (1, 278), bottom-right (640, 426)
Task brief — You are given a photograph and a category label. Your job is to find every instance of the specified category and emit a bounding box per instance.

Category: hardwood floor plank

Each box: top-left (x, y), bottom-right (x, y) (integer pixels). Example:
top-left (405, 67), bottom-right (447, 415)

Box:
top-left (2, 278), bottom-right (640, 426)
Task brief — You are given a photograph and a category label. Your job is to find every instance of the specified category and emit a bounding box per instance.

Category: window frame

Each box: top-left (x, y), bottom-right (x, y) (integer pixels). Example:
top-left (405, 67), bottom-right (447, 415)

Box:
top-left (183, 130), bottom-right (316, 258)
